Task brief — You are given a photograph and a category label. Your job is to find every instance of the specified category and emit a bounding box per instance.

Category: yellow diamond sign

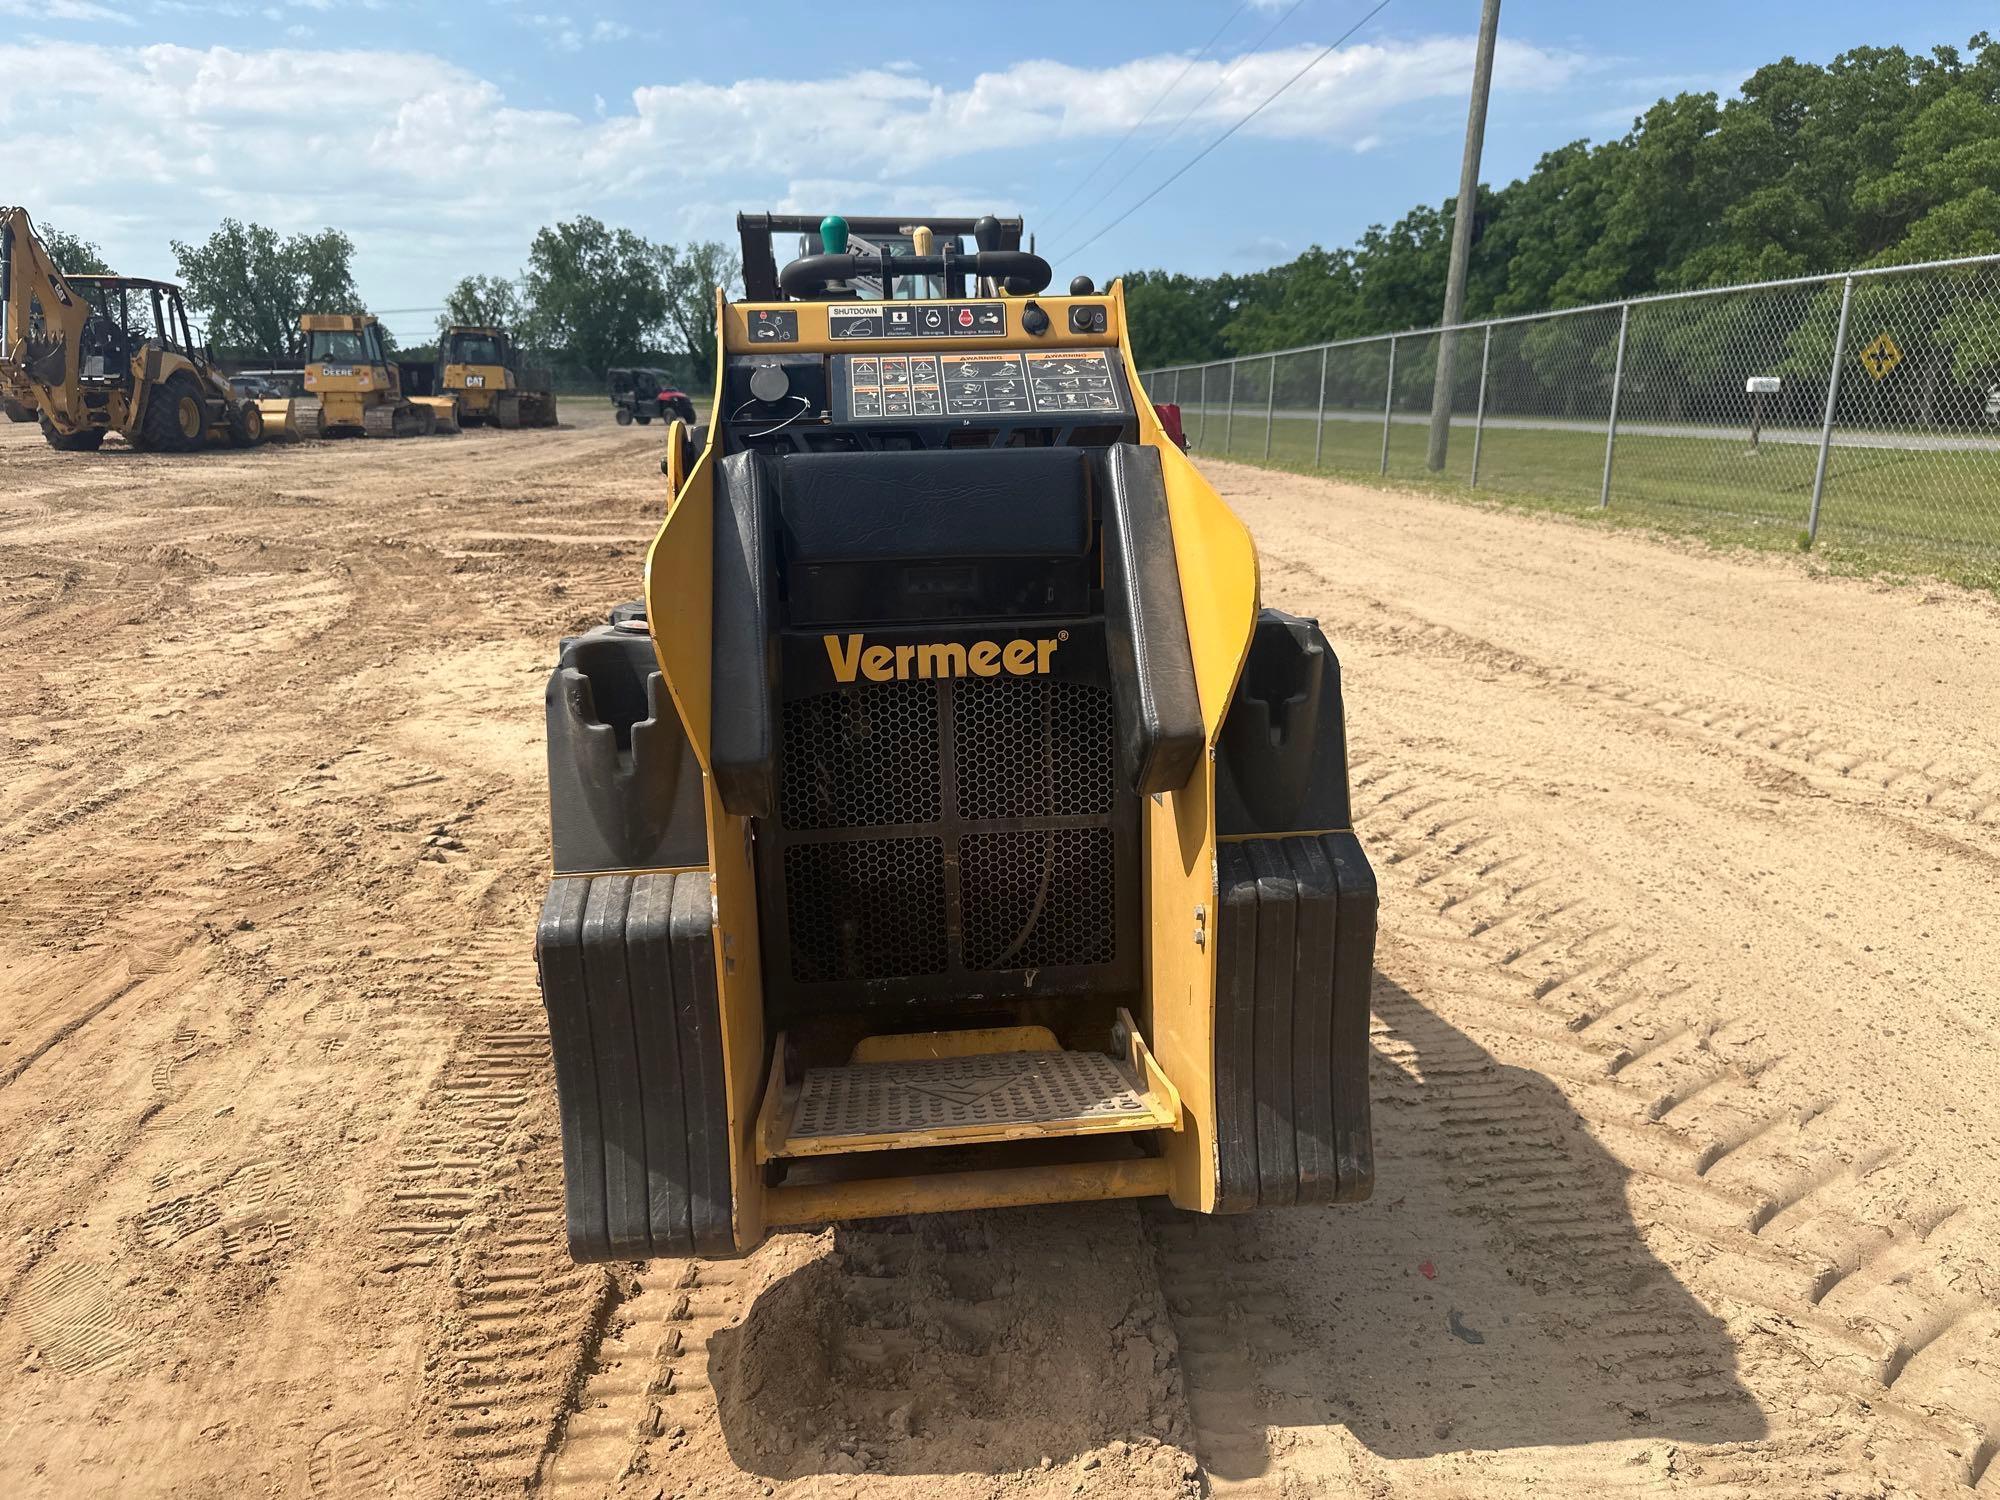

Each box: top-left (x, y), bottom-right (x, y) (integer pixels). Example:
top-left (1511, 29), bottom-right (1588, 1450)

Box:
top-left (1859, 331), bottom-right (1903, 381)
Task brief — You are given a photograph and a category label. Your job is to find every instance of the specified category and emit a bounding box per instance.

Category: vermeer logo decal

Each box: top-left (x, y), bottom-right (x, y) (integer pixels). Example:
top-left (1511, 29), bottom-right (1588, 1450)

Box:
top-left (824, 632), bottom-right (1064, 683)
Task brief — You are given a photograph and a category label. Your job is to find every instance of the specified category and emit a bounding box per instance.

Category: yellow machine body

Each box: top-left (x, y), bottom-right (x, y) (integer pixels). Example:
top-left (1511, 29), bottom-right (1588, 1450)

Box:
top-left (438, 325), bottom-right (557, 429)
top-left (0, 205), bottom-right (265, 452)
top-left (297, 312), bottom-right (458, 438)
top-left (535, 214), bottom-right (1376, 1260)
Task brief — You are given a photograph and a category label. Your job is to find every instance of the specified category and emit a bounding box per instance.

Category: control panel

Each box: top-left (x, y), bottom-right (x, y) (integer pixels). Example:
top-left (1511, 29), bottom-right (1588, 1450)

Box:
top-left (828, 302), bottom-right (1007, 340)
top-left (834, 349), bottom-right (1128, 422)
top-left (723, 296), bottom-right (1120, 354)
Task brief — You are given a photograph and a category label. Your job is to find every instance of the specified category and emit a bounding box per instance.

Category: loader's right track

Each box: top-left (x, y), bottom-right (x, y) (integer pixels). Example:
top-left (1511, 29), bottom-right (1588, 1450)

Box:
top-left (291, 398), bottom-right (324, 440)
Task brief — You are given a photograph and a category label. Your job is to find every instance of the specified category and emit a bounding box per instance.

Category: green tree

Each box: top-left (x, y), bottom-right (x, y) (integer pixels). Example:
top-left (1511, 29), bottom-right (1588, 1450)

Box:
top-left (1121, 269), bottom-right (1244, 366)
top-left (170, 219), bottom-right (364, 359)
top-left (437, 274), bottom-right (526, 339)
top-left (1114, 31), bottom-right (2000, 366)
top-left (42, 224), bottom-right (113, 277)
top-left (657, 241), bottom-right (740, 387)
top-left (521, 217), bottom-right (668, 377)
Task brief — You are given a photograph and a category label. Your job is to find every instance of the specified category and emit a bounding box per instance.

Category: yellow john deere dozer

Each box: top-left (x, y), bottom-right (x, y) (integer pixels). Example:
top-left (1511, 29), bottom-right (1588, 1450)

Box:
top-left (0, 205), bottom-right (268, 451)
top-left (439, 324), bottom-right (558, 428)
top-left (536, 213), bottom-right (1376, 1258)
top-left (295, 312), bottom-right (459, 438)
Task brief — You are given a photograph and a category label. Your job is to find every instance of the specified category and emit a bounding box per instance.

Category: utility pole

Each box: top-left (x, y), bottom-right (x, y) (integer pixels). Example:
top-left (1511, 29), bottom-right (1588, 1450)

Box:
top-left (1426, 0), bottom-right (1502, 473)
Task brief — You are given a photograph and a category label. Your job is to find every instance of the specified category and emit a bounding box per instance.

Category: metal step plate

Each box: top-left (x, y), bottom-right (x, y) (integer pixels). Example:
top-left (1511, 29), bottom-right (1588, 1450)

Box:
top-left (780, 1048), bottom-right (1174, 1157)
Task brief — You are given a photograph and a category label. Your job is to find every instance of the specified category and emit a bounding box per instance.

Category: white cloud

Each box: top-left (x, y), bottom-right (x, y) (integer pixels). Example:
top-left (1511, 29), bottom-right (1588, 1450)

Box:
top-left (523, 12), bottom-right (582, 51)
top-left (774, 180), bottom-right (1022, 220)
top-left (1, 0), bottom-right (134, 22)
top-left (0, 33), bottom-right (1590, 319)
top-left (616, 37), bottom-right (1583, 174)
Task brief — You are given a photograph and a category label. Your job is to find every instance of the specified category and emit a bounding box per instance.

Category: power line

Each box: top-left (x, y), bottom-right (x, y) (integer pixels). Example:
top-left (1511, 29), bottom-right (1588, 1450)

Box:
top-left (1045, 0), bottom-right (1313, 246)
top-left (1037, 2), bottom-right (1252, 235)
top-left (1055, 0), bottom-right (1400, 265)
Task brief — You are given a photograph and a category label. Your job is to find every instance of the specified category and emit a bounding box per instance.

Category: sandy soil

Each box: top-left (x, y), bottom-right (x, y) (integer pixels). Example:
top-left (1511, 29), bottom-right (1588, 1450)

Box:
top-left (1, 414), bottom-right (1997, 1499)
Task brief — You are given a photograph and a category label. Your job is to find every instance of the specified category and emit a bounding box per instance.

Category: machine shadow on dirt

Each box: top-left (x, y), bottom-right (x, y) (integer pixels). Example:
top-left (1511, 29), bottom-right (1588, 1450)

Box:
top-left (702, 973), bottom-right (1765, 1483)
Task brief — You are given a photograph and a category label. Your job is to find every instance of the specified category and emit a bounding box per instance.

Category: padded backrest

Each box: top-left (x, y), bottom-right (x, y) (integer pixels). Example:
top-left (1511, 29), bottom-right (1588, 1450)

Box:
top-left (711, 450), bottom-right (779, 817)
top-left (778, 448), bottom-right (1092, 563)
top-left (1094, 444), bottom-right (1204, 795)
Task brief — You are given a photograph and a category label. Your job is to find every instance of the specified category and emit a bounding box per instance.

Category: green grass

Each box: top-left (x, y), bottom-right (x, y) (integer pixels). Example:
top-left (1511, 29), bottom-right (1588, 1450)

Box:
top-left (1183, 408), bottom-right (2000, 593)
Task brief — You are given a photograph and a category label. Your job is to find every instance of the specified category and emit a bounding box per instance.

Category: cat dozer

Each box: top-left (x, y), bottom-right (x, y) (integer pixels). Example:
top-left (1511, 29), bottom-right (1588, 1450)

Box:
top-left (439, 325), bottom-right (558, 428)
top-left (295, 312), bottom-right (459, 438)
top-left (0, 206), bottom-right (266, 451)
top-left (536, 213), bottom-right (1376, 1259)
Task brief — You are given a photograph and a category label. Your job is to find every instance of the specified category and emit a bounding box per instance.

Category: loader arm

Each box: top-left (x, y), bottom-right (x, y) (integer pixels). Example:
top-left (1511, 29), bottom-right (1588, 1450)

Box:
top-left (0, 206), bottom-right (91, 429)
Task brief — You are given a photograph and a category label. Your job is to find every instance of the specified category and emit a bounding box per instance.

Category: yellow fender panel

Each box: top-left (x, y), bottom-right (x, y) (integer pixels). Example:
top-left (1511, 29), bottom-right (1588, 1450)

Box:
top-left (1114, 281), bottom-right (1260, 1214)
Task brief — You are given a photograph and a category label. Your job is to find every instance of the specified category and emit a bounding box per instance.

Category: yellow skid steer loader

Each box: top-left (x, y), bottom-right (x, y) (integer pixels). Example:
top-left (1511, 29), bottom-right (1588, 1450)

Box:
top-left (536, 213), bottom-right (1376, 1258)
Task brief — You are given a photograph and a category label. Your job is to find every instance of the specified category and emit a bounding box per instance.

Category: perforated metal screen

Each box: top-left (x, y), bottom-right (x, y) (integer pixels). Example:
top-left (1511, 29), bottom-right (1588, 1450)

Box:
top-left (769, 667), bottom-right (1131, 1000)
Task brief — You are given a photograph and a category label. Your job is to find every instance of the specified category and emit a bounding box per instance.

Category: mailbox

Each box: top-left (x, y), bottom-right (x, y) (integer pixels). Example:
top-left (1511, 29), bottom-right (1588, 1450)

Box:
top-left (1744, 376), bottom-right (1781, 452)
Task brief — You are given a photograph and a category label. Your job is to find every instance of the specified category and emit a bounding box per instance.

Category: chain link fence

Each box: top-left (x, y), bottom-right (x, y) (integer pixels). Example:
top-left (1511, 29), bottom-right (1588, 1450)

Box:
top-left (1145, 254), bottom-right (2000, 586)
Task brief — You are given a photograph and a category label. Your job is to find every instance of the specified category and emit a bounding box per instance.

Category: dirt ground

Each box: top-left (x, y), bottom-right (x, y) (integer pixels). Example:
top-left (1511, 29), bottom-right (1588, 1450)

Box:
top-left (2, 409), bottom-right (1998, 1499)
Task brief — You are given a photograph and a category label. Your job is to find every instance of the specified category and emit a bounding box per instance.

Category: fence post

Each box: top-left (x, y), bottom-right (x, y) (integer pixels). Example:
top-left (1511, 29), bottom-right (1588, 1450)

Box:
top-left (1313, 345), bottom-right (1329, 468)
top-left (1470, 324), bottom-right (1492, 488)
top-left (1197, 365), bottom-right (1209, 449)
top-left (1808, 276), bottom-right (1855, 545)
top-left (1380, 335), bottom-right (1397, 476)
top-left (1224, 360), bottom-right (1236, 454)
top-left (1263, 355), bottom-right (1277, 460)
top-left (1600, 303), bottom-right (1630, 509)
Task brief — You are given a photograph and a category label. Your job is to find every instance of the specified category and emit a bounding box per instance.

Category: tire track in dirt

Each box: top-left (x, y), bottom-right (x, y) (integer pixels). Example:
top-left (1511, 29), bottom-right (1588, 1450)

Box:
top-left (8, 418), bottom-right (1998, 1498)
top-left (542, 1210), bottom-right (1203, 1499)
top-left (1348, 755), bottom-right (2000, 1493)
top-left (541, 1258), bottom-right (751, 1497)
top-left (1318, 586), bottom-right (2000, 834)
top-left (0, 415), bottom-right (667, 1498)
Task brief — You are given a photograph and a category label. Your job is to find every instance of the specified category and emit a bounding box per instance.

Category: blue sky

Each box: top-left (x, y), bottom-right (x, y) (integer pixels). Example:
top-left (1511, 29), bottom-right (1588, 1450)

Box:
top-left (3, 0), bottom-right (1993, 344)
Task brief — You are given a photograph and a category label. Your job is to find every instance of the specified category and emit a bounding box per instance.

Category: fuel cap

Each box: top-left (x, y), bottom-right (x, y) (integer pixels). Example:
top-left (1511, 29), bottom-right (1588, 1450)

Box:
top-left (748, 363), bottom-right (790, 403)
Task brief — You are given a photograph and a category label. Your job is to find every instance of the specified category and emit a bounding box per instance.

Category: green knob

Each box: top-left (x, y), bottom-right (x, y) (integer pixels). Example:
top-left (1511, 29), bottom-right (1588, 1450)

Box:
top-left (820, 214), bottom-right (849, 255)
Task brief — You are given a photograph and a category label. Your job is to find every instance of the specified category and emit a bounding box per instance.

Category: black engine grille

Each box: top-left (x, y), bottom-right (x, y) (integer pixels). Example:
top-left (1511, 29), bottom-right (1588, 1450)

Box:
top-left (769, 669), bottom-right (1132, 1004)
top-left (784, 836), bottom-right (948, 982)
top-left (961, 826), bottom-right (1116, 969)
top-left (955, 677), bottom-right (1114, 819)
top-left (780, 681), bottom-right (940, 829)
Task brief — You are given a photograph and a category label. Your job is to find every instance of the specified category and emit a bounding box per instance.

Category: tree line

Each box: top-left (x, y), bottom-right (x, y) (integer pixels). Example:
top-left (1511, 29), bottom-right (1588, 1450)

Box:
top-left (435, 220), bottom-right (737, 385)
top-left (40, 215), bottom-right (738, 385)
top-left (1121, 33), bottom-right (2000, 374)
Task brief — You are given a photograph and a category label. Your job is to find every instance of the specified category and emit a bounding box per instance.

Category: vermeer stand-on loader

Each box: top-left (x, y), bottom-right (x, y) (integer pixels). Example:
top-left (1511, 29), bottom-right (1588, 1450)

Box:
top-left (536, 213), bottom-right (1376, 1259)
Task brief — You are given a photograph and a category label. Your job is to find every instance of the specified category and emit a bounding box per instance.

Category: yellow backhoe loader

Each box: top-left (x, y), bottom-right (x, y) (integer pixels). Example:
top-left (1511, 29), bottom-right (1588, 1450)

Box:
top-left (295, 312), bottom-right (459, 438)
top-left (439, 324), bottom-right (558, 428)
top-left (0, 205), bottom-right (267, 451)
top-left (535, 213), bottom-right (1377, 1259)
